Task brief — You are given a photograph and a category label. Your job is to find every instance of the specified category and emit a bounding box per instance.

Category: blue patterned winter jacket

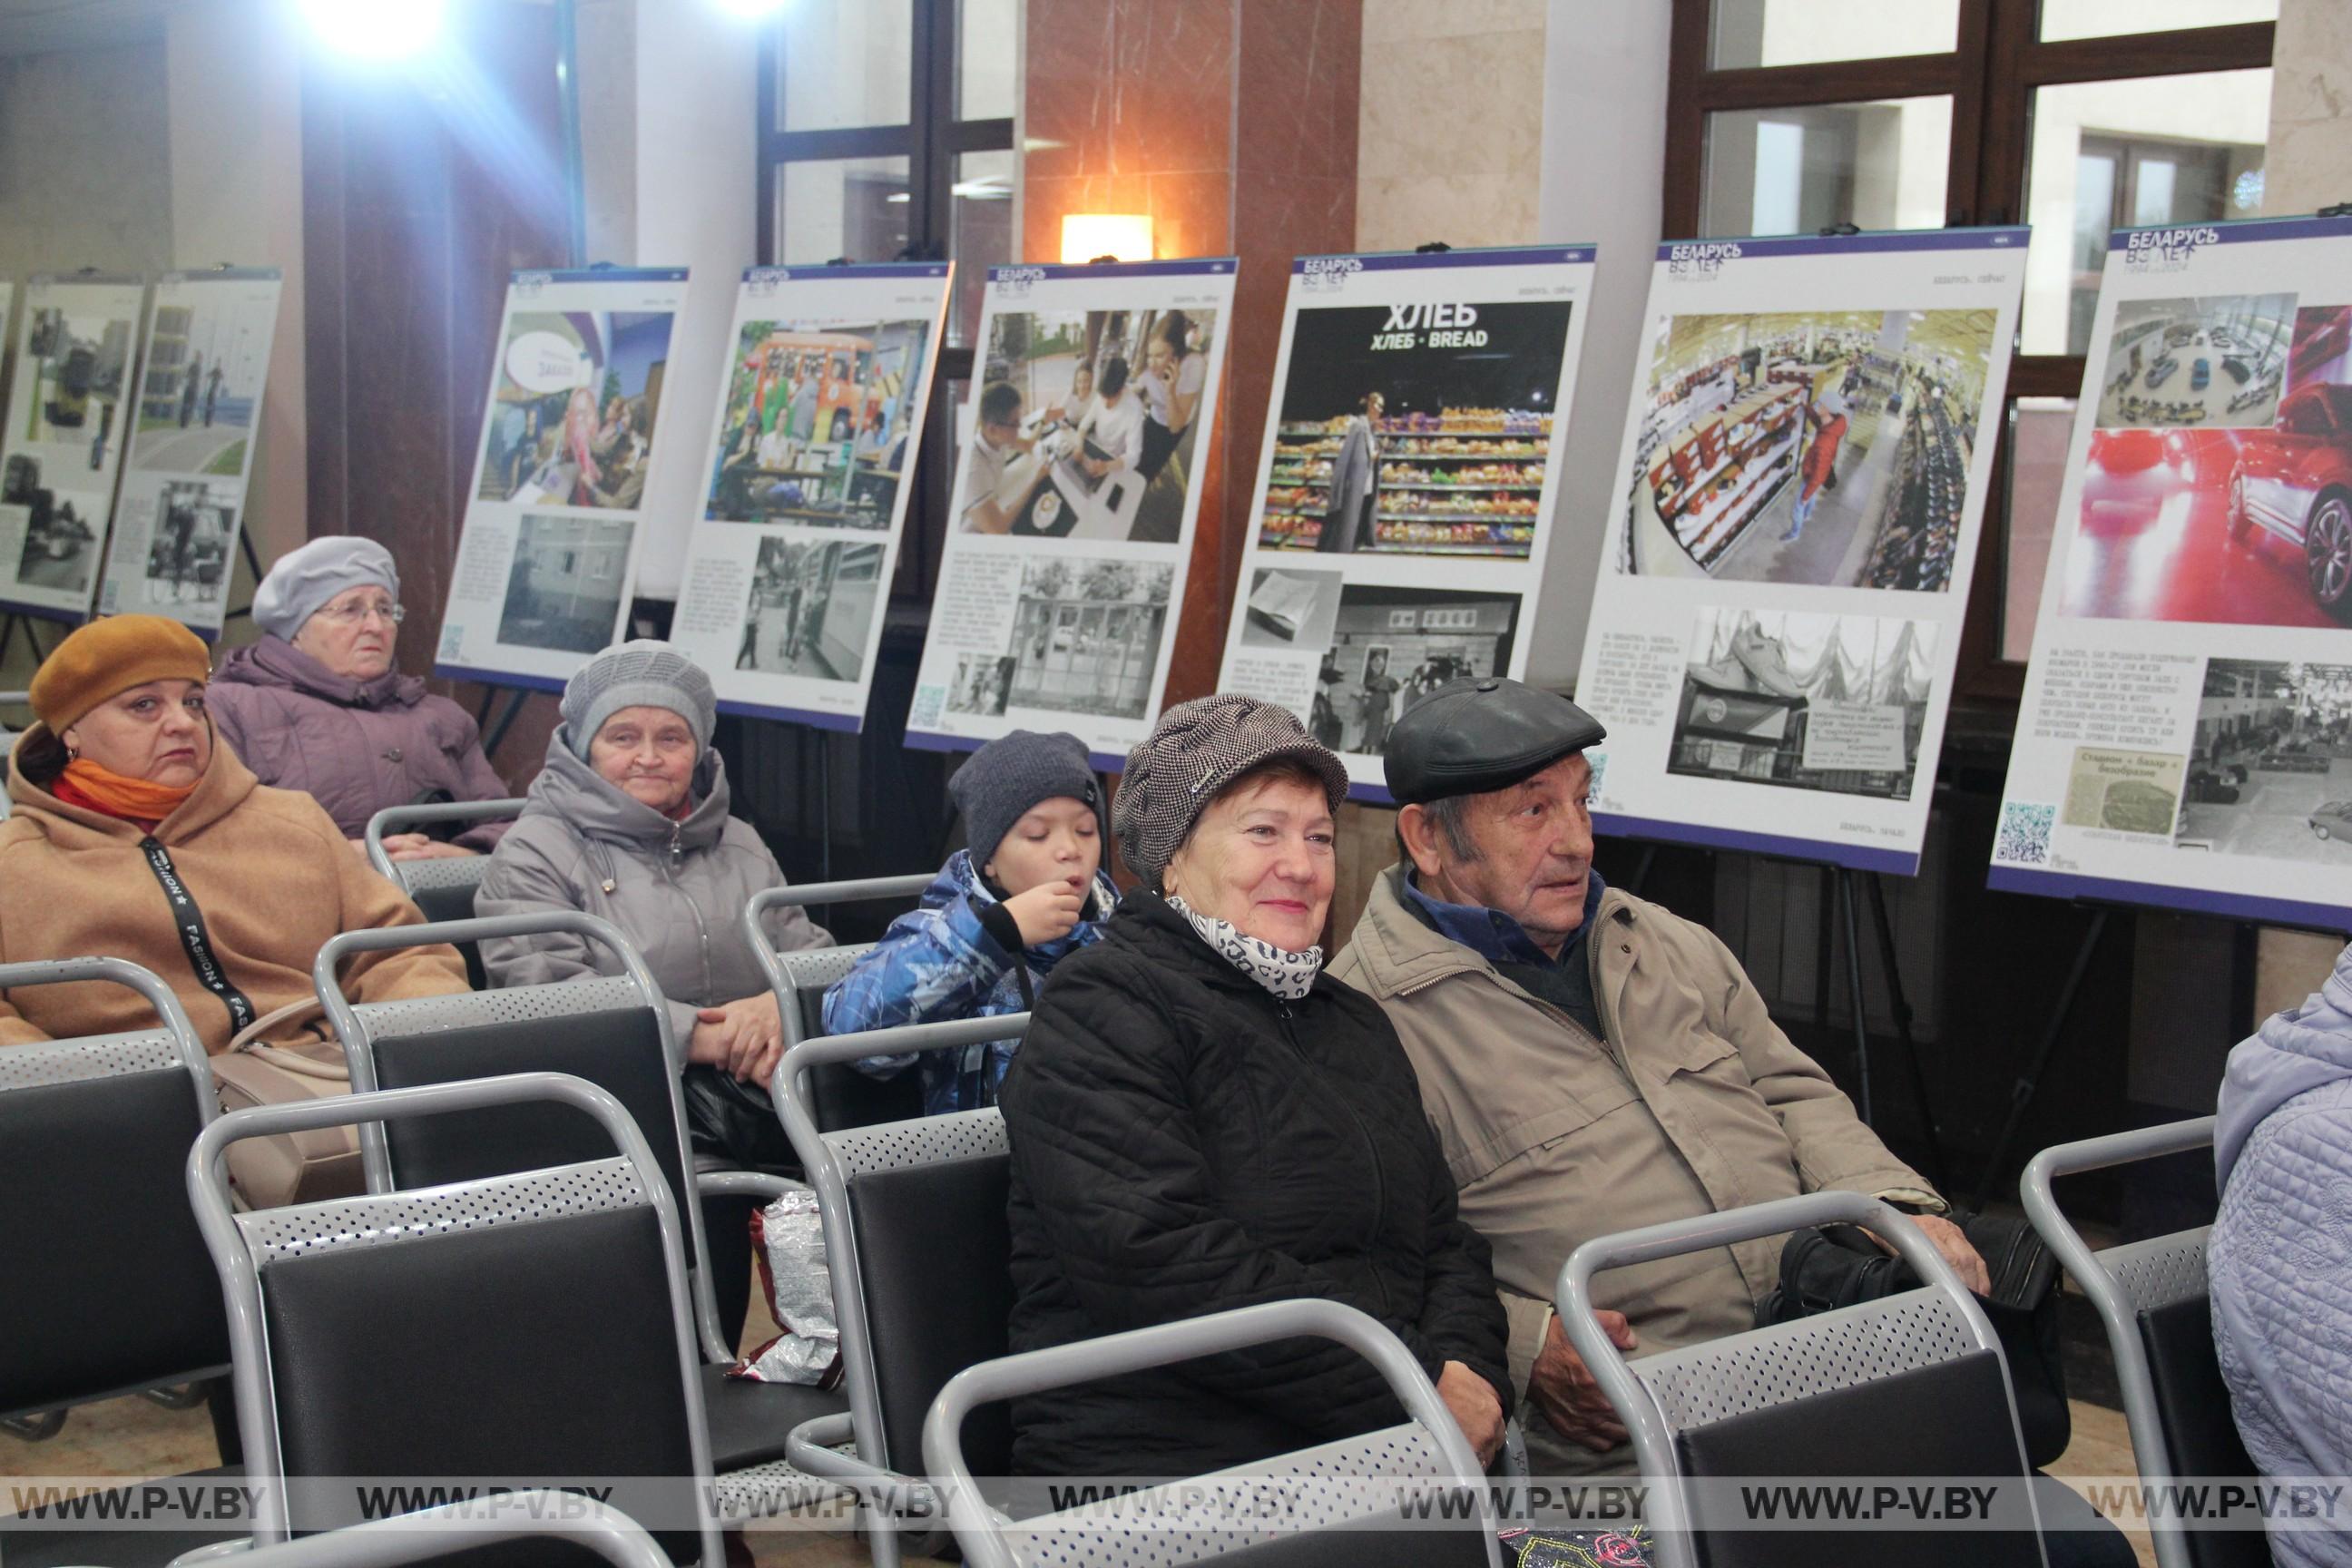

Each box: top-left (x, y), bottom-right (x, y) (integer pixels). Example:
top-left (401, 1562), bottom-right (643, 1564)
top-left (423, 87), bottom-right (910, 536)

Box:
top-left (821, 849), bottom-right (1118, 1114)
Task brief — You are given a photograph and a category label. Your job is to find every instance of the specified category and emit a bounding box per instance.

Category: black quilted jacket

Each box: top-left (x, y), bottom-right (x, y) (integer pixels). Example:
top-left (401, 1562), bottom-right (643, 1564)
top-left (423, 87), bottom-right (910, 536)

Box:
top-left (999, 890), bottom-right (1512, 1480)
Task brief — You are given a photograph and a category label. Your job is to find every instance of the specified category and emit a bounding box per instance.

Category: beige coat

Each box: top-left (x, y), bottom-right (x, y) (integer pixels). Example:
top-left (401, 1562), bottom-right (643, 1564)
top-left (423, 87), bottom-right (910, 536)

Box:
top-left (1329, 862), bottom-right (1932, 1474)
top-left (0, 727), bottom-right (468, 1054)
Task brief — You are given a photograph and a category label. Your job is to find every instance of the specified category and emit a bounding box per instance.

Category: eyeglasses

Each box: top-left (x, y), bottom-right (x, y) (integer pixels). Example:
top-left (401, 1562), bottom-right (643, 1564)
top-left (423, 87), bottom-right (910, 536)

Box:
top-left (316, 599), bottom-right (405, 627)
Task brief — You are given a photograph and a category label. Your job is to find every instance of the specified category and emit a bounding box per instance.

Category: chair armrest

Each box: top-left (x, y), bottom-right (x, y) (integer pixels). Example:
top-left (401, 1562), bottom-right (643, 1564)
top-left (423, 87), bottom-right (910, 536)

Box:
top-left (787, 1413), bottom-right (937, 1519)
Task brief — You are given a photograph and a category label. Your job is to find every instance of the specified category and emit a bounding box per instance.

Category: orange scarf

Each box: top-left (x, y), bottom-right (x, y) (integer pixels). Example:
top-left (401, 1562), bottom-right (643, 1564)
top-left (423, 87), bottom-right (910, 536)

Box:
top-left (54, 758), bottom-right (198, 827)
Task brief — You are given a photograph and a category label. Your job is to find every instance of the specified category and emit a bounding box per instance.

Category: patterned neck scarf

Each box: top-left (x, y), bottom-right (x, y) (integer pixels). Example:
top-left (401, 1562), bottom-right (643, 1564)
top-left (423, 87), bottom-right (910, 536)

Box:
top-left (1162, 893), bottom-right (1322, 1003)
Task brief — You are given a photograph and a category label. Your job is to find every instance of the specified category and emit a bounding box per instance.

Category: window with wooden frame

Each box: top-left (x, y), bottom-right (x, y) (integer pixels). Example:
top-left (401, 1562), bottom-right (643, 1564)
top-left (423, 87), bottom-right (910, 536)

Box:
top-left (759, 0), bottom-right (1017, 603)
top-left (1665, 0), bottom-right (2277, 701)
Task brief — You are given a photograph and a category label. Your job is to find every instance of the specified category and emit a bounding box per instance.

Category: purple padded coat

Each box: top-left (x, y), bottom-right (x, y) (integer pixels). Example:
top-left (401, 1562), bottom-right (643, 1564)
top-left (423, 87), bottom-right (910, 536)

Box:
top-left (205, 636), bottom-right (514, 851)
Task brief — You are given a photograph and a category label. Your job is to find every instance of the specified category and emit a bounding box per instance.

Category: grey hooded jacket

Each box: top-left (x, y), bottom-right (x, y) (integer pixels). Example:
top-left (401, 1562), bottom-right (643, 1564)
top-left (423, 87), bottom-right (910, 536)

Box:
top-left (474, 730), bottom-right (829, 1041)
top-left (2210, 943), bottom-right (2352, 1567)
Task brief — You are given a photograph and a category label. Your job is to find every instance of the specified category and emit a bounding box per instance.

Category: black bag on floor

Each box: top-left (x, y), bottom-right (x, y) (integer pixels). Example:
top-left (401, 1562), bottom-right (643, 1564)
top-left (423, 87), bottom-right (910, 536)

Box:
top-left (1756, 1210), bottom-right (2070, 1468)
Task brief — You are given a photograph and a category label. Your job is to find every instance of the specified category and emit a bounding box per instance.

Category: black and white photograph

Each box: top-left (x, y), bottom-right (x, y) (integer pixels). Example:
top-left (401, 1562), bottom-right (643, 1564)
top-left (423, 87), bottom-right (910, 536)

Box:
top-left (1314, 583), bottom-right (1521, 754)
top-left (4, 455), bottom-right (101, 594)
top-left (1003, 556), bottom-right (1175, 720)
top-left (960, 307), bottom-right (1219, 544)
top-left (496, 513), bottom-right (634, 653)
top-left (1669, 608), bottom-right (1936, 799)
top-left (1240, 566), bottom-right (1342, 650)
top-left (138, 478), bottom-right (238, 607)
top-left (946, 653), bottom-right (1014, 716)
top-left (2175, 658), bottom-right (2352, 858)
top-left (734, 536), bottom-right (884, 682)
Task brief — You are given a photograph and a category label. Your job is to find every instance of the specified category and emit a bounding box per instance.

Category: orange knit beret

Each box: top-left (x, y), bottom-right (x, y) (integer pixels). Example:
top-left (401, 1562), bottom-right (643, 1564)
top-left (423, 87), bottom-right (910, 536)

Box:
top-left (30, 614), bottom-right (212, 731)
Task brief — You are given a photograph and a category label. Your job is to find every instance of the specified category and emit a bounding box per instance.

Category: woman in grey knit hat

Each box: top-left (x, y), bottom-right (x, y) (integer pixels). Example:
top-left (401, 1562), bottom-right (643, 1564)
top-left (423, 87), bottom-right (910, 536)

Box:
top-left (994, 693), bottom-right (1511, 1489)
top-left (475, 640), bottom-right (830, 1347)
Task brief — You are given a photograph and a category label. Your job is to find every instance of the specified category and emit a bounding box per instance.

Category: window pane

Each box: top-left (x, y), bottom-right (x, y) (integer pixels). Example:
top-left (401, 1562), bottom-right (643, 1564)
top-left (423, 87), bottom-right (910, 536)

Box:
top-left (2001, 397), bottom-right (2077, 662)
top-left (950, 150), bottom-right (1015, 348)
top-left (775, 156), bottom-right (912, 267)
top-left (1700, 98), bottom-right (1951, 238)
top-left (779, 0), bottom-right (911, 132)
top-left (958, 0), bottom-right (1018, 121)
top-left (2039, 0), bottom-right (2275, 42)
top-left (1710, 0), bottom-right (1959, 69)
top-left (2019, 70), bottom-right (2270, 356)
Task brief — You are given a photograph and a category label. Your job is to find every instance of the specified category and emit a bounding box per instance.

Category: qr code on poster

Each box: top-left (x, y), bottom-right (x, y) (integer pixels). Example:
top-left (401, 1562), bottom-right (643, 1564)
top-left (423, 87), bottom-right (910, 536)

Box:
top-left (437, 622), bottom-right (466, 662)
top-left (1994, 802), bottom-right (2056, 866)
top-left (908, 683), bottom-right (946, 729)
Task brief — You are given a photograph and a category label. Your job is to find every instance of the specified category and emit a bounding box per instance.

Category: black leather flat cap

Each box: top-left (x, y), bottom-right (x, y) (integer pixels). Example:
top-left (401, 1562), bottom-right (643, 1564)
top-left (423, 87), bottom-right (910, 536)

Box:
top-left (1384, 676), bottom-right (1608, 804)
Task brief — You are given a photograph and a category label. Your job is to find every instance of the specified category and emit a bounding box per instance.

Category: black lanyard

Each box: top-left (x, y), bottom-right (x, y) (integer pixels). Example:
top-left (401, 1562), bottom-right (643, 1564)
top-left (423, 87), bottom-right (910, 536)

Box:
top-left (138, 836), bottom-right (257, 1033)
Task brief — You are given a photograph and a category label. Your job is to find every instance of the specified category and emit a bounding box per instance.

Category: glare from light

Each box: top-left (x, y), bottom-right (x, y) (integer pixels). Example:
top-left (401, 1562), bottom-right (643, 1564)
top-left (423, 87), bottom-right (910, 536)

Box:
top-left (712, 0), bottom-right (791, 16)
top-left (300, 0), bottom-right (446, 60)
top-left (1061, 214), bottom-right (1153, 266)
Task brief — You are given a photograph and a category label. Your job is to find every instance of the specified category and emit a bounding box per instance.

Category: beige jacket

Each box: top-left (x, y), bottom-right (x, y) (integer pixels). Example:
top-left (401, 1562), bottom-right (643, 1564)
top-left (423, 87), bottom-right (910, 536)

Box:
top-left (0, 728), bottom-right (468, 1054)
top-left (1329, 863), bottom-right (1932, 1473)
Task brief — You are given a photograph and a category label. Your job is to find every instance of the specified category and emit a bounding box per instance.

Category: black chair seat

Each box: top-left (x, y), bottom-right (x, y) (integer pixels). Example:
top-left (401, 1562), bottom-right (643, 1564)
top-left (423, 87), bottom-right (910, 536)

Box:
top-left (700, 1362), bottom-right (848, 1470)
top-left (1, 1465), bottom-right (242, 1568)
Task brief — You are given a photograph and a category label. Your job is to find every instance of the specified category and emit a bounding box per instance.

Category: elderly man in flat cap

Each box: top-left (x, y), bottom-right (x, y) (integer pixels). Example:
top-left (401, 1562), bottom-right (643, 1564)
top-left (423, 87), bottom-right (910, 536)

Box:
top-left (1329, 675), bottom-right (1984, 1479)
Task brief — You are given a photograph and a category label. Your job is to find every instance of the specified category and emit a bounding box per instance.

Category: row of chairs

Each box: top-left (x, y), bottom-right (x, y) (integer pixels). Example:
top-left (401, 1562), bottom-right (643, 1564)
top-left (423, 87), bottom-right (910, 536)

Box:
top-left (4, 797), bottom-right (2275, 1567)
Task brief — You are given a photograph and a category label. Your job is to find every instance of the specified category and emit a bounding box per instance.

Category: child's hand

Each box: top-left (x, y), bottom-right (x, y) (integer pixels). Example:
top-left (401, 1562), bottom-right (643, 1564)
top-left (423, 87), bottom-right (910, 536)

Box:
top-left (1002, 878), bottom-right (1087, 947)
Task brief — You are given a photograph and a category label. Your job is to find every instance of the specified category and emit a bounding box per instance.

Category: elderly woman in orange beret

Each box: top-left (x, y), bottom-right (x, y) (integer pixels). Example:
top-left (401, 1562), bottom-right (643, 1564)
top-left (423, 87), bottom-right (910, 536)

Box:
top-left (0, 614), bottom-right (467, 1053)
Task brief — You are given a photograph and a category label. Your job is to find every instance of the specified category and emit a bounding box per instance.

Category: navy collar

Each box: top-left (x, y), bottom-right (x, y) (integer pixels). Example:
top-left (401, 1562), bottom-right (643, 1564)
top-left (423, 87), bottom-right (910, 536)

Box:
top-left (1399, 867), bottom-right (1608, 971)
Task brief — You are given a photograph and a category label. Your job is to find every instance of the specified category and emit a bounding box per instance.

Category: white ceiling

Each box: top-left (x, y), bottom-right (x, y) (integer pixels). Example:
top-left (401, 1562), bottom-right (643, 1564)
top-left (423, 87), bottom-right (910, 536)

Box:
top-left (0, 0), bottom-right (189, 58)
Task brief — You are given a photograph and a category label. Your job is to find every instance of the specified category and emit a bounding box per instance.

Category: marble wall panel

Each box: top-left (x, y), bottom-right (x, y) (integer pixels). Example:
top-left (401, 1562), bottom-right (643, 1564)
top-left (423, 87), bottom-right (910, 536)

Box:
top-left (1357, 22), bottom-right (1546, 252)
top-left (2267, 0), bottom-right (2352, 216)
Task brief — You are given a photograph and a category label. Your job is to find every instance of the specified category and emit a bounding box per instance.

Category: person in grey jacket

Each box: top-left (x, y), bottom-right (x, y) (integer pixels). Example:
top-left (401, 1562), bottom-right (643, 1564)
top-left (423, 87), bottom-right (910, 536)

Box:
top-left (208, 535), bottom-right (513, 858)
top-left (475, 641), bottom-right (829, 1344)
top-left (1314, 391), bottom-right (1382, 554)
top-left (2210, 941), bottom-right (2352, 1568)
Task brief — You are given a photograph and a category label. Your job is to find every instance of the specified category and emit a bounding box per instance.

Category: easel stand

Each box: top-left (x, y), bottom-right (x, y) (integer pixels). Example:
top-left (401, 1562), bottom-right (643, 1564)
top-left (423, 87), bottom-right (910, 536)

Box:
top-left (0, 613), bottom-right (54, 667)
top-left (476, 686), bottom-right (535, 762)
top-left (221, 531), bottom-right (269, 626)
top-left (1970, 905), bottom-right (2111, 1209)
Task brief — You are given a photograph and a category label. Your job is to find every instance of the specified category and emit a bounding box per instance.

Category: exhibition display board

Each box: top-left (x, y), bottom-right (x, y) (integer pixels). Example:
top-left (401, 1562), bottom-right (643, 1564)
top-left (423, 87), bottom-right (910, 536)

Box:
top-left (436, 267), bottom-right (689, 691)
top-left (1213, 244), bottom-right (1596, 799)
top-left (95, 268), bottom-right (284, 635)
top-left (1992, 213), bottom-right (2352, 929)
top-left (1573, 229), bottom-right (2028, 875)
top-left (670, 263), bottom-right (952, 728)
top-left (906, 258), bottom-right (1240, 766)
top-left (0, 273), bottom-right (146, 623)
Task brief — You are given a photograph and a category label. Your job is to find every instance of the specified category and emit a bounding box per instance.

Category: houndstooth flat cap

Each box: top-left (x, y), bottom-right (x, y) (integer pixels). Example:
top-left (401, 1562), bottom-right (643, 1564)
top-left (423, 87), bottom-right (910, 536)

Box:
top-left (1112, 693), bottom-right (1350, 884)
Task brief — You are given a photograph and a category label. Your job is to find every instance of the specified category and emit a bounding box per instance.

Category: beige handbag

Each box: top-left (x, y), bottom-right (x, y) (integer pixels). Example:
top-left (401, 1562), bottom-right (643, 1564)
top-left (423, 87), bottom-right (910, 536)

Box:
top-left (207, 998), bottom-right (363, 1208)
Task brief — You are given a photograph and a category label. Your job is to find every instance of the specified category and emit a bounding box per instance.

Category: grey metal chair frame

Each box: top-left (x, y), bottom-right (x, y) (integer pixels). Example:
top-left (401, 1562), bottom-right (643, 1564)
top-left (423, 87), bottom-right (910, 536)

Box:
top-left (170, 1492), bottom-right (670, 1568)
top-left (772, 1017), bottom-right (1029, 1568)
top-left (922, 1297), bottom-right (1500, 1568)
top-left (743, 875), bottom-right (933, 1051)
top-left (185, 1072), bottom-right (725, 1564)
top-left (315, 912), bottom-right (740, 1367)
top-left (1557, 1189), bottom-right (2043, 1568)
top-left (361, 799), bottom-right (527, 895)
top-left (0, 957), bottom-right (216, 1435)
top-left (2020, 1116), bottom-right (2219, 1568)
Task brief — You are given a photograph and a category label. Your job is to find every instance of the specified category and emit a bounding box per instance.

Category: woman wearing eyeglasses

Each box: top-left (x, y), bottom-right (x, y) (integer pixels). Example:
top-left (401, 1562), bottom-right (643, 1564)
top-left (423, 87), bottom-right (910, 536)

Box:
top-left (207, 535), bottom-right (514, 863)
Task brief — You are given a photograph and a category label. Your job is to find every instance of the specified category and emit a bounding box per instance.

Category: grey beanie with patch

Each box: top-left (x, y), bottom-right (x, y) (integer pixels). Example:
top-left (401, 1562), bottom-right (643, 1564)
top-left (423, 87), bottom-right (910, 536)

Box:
top-left (560, 640), bottom-right (717, 759)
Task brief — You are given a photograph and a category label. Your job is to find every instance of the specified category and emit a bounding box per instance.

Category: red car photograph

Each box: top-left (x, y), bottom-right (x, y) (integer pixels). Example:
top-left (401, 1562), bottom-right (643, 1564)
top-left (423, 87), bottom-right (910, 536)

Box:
top-left (2063, 305), bottom-right (2352, 629)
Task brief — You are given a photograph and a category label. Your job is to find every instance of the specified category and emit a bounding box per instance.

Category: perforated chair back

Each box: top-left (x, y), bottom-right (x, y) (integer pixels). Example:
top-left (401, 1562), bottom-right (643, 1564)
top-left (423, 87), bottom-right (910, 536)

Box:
top-left (189, 1073), bottom-right (720, 1567)
top-left (1560, 1190), bottom-right (2046, 1568)
top-left (0, 959), bottom-right (219, 1423)
top-left (747, 877), bottom-right (933, 1132)
top-left (2023, 1119), bottom-right (2262, 1568)
top-left (923, 1299), bottom-right (1499, 1568)
top-left (316, 914), bottom-right (732, 1365)
top-left (364, 800), bottom-right (524, 988)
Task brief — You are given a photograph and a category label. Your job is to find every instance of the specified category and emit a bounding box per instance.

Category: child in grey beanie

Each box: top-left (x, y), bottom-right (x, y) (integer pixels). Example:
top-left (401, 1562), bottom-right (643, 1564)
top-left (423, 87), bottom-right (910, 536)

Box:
top-left (820, 729), bottom-right (1119, 1114)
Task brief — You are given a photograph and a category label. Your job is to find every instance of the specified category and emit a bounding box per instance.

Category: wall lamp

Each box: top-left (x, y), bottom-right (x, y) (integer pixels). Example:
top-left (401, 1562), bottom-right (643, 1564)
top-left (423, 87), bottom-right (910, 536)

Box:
top-left (1061, 214), bottom-right (1153, 266)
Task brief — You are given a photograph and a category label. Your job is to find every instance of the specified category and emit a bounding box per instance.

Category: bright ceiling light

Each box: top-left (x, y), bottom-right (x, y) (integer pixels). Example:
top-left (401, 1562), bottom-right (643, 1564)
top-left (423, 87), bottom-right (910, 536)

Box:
top-left (712, 0), bottom-right (791, 17)
top-left (299, 0), bottom-right (446, 61)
